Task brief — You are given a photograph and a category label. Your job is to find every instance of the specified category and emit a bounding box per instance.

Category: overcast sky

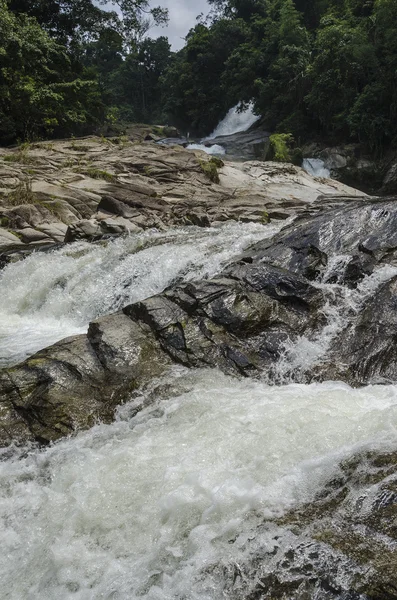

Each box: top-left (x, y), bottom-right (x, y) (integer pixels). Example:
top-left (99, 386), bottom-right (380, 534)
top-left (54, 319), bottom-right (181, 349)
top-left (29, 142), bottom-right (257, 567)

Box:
top-left (102, 1), bottom-right (210, 50)
top-left (149, 0), bottom-right (209, 50)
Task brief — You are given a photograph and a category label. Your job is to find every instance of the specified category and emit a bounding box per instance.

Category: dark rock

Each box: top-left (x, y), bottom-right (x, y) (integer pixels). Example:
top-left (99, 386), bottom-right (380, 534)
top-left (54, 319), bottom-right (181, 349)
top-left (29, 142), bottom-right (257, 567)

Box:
top-left (0, 314), bottom-right (173, 446)
top-left (236, 448), bottom-right (397, 600)
top-left (206, 127), bottom-right (270, 160)
top-left (319, 276), bottom-right (397, 385)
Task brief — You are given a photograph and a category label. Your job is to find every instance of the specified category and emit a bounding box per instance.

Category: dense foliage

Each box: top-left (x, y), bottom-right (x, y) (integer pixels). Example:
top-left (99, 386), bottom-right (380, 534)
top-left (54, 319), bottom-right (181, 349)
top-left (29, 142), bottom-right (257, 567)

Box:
top-left (1, 0), bottom-right (397, 156)
top-left (163, 0), bottom-right (397, 153)
top-left (0, 0), bottom-right (170, 143)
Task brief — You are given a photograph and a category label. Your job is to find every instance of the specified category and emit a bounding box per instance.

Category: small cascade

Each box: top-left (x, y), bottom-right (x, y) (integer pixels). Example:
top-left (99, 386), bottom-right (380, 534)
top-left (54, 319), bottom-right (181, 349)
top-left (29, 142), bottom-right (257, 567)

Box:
top-left (266, 261), bottom-right (397, 384)
top-left (302, 157), bottom-right (331, 178)
top-left (0, 221), bottom-right (283, 367)
top-left (185, 142), bottom-right (226, 156)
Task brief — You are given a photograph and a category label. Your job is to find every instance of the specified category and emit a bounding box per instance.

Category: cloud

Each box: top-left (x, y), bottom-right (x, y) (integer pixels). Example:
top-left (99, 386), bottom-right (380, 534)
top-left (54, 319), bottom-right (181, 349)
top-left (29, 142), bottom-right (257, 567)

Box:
top-left (149, 0), bottom-right (209, 50)
top-left (100, 0), bottom-right (209, 50)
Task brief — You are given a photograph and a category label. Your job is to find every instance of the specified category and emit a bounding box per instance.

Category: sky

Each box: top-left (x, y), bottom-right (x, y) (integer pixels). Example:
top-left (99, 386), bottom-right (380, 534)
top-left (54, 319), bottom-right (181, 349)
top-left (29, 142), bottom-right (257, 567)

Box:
top-left (149, 0), bottom-right (210, 50)
top-left (102, 1), bottom-right (210, 51)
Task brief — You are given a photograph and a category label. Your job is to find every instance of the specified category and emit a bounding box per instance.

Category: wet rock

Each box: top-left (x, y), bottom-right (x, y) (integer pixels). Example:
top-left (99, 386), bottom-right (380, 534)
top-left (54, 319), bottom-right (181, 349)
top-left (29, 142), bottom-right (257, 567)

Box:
top-left (242, 197), bottom-right (397, 284)
top-left (0, 258), bottom-right (327, 445)
top-left (320, 276), bottom-right (397, 385)
top-left (234, 448), bottom-right (397, 600)
top-left (206, 127), bottom-right (270, 160)
top-left (0, 314), bottom-right (173, 446)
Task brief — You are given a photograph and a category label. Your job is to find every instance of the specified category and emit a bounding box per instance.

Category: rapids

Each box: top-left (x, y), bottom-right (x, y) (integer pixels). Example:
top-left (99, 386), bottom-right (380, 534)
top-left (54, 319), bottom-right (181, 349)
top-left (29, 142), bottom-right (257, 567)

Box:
top-left (0, 221), bottom-right (284, 367)
top-left (1, 369), bottom-right (397, 599)
top-left (2, 208), bottom-right (397, 598)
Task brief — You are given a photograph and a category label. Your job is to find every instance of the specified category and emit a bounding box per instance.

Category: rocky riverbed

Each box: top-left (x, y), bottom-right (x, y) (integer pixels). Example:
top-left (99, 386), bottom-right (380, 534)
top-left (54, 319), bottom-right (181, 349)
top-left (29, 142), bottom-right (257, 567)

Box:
top-left (2, 134), bottom-right (397, 600)
top-left (0, 132), bottom-right (362, 257)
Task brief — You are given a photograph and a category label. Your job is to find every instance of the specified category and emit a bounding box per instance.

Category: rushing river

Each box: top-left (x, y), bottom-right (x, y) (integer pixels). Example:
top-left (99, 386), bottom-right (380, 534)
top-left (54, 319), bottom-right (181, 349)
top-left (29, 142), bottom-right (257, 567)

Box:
top-left (0, 222), bottom-right (284, 367)
top-left (1, 221), bottom-right (397, 599)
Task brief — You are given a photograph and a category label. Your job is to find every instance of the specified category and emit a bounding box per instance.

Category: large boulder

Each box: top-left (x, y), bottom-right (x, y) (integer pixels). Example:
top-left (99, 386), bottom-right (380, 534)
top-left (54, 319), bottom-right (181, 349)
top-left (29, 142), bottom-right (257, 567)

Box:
top-left (3, 195), bottom-right (397, 446)
top-left (0, 262), bottom-right (325, 446)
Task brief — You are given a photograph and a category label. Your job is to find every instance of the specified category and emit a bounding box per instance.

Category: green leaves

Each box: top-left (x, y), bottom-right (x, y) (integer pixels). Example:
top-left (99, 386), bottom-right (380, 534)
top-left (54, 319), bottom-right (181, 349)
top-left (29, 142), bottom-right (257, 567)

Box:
top-left (0, 3), bottom-right (103, 143)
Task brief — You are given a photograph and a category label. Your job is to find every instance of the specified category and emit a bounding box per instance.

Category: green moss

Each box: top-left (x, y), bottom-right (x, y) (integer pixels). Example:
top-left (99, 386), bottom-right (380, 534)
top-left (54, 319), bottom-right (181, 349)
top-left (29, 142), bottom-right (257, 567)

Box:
top-left (152, 126), bottom-right (165, 136)
top-left (8, 229), bottom-right (23, 240)
top-left (80, 167), bottom-right (117, 182)
top-left (209, 156), bottom-right (224, 169)
top-left (268, 133), bottom-right (294, 162)
top-left (199, 157), bottom-right (222, 183)
top-left (143, 165), bottom-right (154, 176)
top-left (261, 211), bottom-right (270, 224)
top-left (0, 216), bottom-right (10, 227)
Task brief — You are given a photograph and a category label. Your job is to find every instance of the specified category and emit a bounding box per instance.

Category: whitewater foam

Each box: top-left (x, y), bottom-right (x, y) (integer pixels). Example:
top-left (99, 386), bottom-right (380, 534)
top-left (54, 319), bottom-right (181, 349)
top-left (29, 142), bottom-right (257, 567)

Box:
top-left (186, 143), bottom-right (226, 156)
top-left (1, 368), bottom-right (397, 599)
top-left (0, 221), bottom-right (284, 366)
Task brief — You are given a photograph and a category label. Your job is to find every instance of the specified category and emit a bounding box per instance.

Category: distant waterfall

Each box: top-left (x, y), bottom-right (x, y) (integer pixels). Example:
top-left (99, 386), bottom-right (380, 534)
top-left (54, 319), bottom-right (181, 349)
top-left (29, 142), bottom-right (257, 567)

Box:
top-left (187, 102), bottom-right (261, 155)
top-left (303, 158), bottom-right (331, 178)
top-left (205, 102), bottom-right (261, 139)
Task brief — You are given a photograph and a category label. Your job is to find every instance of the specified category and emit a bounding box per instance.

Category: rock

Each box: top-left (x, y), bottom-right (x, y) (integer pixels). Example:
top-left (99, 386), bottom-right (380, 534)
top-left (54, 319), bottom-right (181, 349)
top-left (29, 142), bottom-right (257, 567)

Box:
top-left (0, 255), bottom-right (326, 445)
top-left (64, 219), bottom-right (102, 242)
top-left (230, 448), bottom-right (397, 600)
top-left (319, 276), bottom-right (397, 385)
top-left (242, 196), bottom-right (397, 284)
top-left (17, 227), bottom-right (51, 244)
top-left (205, 127), bottom-right (270, 160)
top-left (0, 228), bottom-right (24, 251)
top-left (303, 143), bottom-right (384, 193)
top-left (0, 136), bottom-right (365, 250)
top-left (382, 160), bottom-right (397, 194)
top-left (0, 314), bottom-right (173, 446)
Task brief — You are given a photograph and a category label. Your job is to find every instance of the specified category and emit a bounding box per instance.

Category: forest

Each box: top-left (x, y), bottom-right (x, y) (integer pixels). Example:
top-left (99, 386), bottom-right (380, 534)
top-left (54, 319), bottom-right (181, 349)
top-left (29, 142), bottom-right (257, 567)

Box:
top-left (1, 0), bottom-right (396, 156)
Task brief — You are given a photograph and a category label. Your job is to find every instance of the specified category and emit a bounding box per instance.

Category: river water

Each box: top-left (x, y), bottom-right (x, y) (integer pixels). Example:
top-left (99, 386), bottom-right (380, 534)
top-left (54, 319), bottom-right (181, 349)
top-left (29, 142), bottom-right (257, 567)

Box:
top-left (0, 222), bottom-right (283, 367)
top-left (1, 222), bottom-right (397, 599)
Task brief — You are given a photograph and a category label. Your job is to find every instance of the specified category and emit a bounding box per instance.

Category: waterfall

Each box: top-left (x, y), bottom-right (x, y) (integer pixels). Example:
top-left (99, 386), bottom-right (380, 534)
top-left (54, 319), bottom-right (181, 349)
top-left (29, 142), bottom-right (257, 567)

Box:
top-left (205, 102), bottom-right (261, 139)
top-left (187, 102), bottom-right (260, 155)
top-left (302, 157), bottom-right (331, 178)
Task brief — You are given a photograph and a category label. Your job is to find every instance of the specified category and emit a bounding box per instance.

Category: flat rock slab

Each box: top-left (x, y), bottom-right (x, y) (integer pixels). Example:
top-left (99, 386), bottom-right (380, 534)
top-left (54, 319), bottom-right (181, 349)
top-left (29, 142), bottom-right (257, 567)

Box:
top-left (0, 136), bottom-right (365, 255)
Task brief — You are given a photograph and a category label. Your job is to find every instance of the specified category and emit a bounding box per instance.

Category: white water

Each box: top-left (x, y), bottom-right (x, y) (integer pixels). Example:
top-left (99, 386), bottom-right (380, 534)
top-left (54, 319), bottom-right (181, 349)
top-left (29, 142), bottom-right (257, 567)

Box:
top-left (0, 221), bottom-right (283, 367)
top-left (187, 103), bottom-right (261, 156)
top-left (206, 103), bottom-right (260, 139)
top-left (2, 214), bottom-right (397, 598)
top-left (1, 368), bottom-right (397, 599)
top-left (302, 158), bottom-right (331, 178)
top-left (186, 143), bottom-right (226, 156)
top-left (270, 263), bottom-right (397, 381)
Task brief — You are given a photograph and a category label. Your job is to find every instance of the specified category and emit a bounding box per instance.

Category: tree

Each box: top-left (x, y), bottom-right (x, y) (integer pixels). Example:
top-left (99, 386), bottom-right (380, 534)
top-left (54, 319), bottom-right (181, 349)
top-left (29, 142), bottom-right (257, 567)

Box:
top-left (109, 36), bottom-right (172, 122)
top-left (0, 0), bottom-right (103, 143)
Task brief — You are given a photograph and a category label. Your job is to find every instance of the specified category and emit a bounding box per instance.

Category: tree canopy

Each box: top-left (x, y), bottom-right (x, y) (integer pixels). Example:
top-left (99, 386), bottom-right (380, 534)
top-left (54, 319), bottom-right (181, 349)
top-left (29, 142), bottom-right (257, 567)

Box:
top-left (1, 0), bottom-right (397, 157)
